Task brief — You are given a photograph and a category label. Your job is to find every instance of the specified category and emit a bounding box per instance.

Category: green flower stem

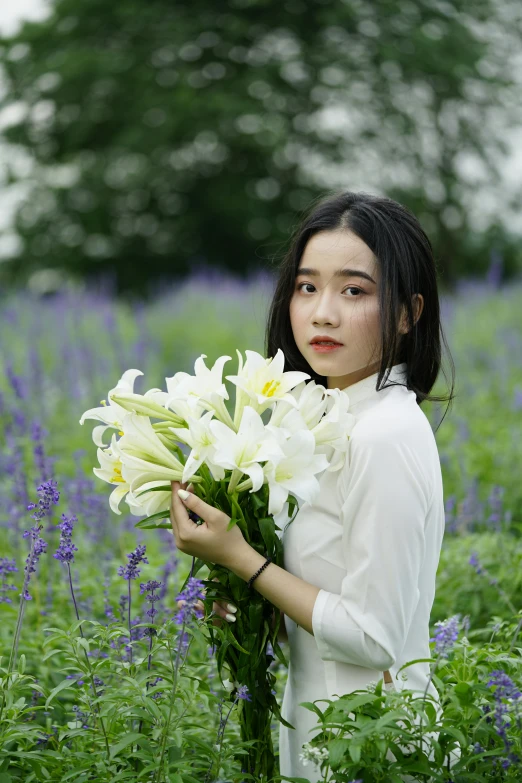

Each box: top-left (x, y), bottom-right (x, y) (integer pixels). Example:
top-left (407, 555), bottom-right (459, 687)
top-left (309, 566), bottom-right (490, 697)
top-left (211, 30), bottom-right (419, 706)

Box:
top-left (235, 477), bottom-right (253, 493)
top-left (227, 468), bottom-right (243, 494)
top-left (154, 616), bottom-right (192, 783)
top-left (66, 564), bottom-right (111, 762)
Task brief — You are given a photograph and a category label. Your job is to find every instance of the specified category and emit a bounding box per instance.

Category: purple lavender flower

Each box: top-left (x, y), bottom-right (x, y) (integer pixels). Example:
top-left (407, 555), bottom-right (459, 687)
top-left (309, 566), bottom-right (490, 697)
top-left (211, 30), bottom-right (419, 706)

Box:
top-left (140, 580), bottom-right (163, 633)
top-left (174, 577), bottom-right (206, 626)
top-left (6, 364), bottom-right (26, 400)
top-left (0, 558), bottom-right (18, 604)
top-left (118, 594), bottom-right (128, 622)
top-left (236, 684), bottom-right (252, 702)
top-left (118, 545), bottom-right (148, 580)
top-left (103, 583), bottom-right (117, 623)
top-left (27, 480), bottom-right (60, 522)
top-left (31, 421), bottom-right (51, 484)
top-left (53, 514), bottom-right (79, 564)
top-left (469, 551), bottom-right (483, 574)
top-left (118, 545), bottom-right (148, 665)
top-left (429, 615), bottom-right (460, 659)
top-left (486, 670), bottom-right (522, 769)
top-left (150, 676), bottom-right (163, 700)
top-left (487, 485), bottom-right (505, 531)
top-left (444, 495), bottom-right (457, 532)
top-left (21, 525), bottom-right (48, 601)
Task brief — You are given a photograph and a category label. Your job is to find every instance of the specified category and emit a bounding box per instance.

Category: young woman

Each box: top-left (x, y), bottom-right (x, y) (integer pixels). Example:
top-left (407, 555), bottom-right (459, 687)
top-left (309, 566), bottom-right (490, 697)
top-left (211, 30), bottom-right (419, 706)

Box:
top-left (172, 190), bottom-right (456, 779)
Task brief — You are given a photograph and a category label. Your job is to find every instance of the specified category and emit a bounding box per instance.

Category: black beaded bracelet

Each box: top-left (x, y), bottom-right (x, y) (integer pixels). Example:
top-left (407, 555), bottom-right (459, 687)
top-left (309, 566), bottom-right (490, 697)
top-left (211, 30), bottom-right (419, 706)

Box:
top-left (247, 556), bottom-right (272, 589)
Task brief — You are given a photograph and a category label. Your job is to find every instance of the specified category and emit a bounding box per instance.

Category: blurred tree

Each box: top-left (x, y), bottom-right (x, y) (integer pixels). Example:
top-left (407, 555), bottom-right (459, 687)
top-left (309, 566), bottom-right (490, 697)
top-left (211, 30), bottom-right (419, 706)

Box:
top-left (0, 0), bottom-right (521, 295)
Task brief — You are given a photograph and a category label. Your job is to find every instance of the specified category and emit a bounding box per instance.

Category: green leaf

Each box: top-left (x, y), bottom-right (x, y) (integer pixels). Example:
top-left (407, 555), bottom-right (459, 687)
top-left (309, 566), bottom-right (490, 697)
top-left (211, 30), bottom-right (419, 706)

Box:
top-left (298, 701), bottom-right (325, 720)
top-left (168, 745), bottom-right (182, 763)
top-left (135, 510), bottom-right (171, 528)
top-left (440, 725), bottom-right (468, 747)
top-left (250, 492), bottom-right (265, 511)
top-left (135, 485), bottom-right (173, 497)
top-left (258, 516), bottom-right (278, 554)
top-left (110, 732), bottom-right (143, 758)
top-left (45, 678), bottom-right (76, 707)
top-left (348, 740), bottom-right (362, 764)
top-left (328, 738), bottom-right (350, 768)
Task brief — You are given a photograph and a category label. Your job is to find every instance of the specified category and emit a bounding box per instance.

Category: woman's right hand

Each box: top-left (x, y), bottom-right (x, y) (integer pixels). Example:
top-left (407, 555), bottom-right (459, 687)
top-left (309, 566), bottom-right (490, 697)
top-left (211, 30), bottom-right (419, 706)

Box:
top-left (176, 577), bottom-right (238, 628)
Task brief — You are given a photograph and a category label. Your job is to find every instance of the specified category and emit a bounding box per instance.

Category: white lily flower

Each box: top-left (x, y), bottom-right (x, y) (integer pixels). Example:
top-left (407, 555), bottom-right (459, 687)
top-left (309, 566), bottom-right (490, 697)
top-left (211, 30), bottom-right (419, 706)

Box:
top-left (165, 353), bottom-right (236, 429)
top-left (268, 379), bottom-right (325, 428)
top-left (93, 435), bottom-right (132, 515)
top-left (209, 405), bottom-right (284, 493)
top-left (310, 388), bottom-right (356, 471)
top-left (222, 678), bottom-right (238, 693)
top-left (169, 410), bottom-right (226, 483)
top-left (79, 369), bottom-right (144, 447)
top-left (111, 413), bottom-right (185, 493)
top-left (108, 390), bottom-right (184, 425)
top-left (126, 486), bottom-right (172, 518)
top-left (226, 349), bottom-right (310, 425)
top-left (263, 428), bottom-right (330, 516)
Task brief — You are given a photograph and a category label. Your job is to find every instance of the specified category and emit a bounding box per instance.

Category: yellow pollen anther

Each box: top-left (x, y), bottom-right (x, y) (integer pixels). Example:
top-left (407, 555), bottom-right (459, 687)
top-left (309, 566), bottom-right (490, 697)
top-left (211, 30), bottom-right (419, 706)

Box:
top-left (100, 400), bottom-right (107, 406)
top-left (118, 431), bottom-right (124, 436)
top-left (261, 379), bottom-right (281, 398)
top-left (110, 466), bottom-right (125, 484)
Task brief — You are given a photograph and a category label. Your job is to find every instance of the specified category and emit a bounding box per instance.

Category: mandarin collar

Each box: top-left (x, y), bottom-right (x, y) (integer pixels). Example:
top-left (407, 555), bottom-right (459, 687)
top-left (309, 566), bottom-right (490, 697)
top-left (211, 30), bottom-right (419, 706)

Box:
top-left (334, 363), bottom-right (408, 407)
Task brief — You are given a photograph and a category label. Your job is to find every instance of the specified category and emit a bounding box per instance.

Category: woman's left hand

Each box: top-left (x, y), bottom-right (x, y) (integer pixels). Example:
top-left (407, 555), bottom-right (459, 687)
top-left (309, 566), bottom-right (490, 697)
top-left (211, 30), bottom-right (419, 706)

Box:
top-left (170, 480), bottom-right (248, 568)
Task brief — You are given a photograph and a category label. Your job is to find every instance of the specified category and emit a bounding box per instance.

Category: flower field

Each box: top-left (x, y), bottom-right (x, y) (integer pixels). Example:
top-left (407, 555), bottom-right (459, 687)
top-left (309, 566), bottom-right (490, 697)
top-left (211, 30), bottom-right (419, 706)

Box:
top-left (1, 269), bottom-right (522, 782)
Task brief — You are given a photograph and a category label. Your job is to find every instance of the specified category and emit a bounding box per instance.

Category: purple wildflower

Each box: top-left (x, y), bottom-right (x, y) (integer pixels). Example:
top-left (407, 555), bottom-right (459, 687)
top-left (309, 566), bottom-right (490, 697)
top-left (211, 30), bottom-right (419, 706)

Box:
top-left (27, 480), bottom-right (60, 522)
top-left (53, 514), bottom-right (79, 564)
top-left (31, 421), bottom-right (50, 484)
top-left (117, 545), bottom-right (148, 580)
top-left (429, 615), bottom-right (460, 659)
top-left (6, 364), bottom-right (26, 401)
top-left (469, 551), bottom-right (483, 574)
top-left (0, 558), bottom-right (18, 604)
top-left (174, 577), bottom-right (206, 626)
top-left (486, 670), bottom-right (522, 769)
top-left (103, 584), bottom-right (117, 623)
top-left (150, 676), bottom-right (163, 700)
top-left (118, 545), bottom-right (148, 665)
top-left (22, 525), bottom-right (48, 601)
top-left (236, 684), bottom-right (252, 702)
top-left (118, 594), bottom-right (128, 622)
top-left (140, 579), bottom-right (163, 633)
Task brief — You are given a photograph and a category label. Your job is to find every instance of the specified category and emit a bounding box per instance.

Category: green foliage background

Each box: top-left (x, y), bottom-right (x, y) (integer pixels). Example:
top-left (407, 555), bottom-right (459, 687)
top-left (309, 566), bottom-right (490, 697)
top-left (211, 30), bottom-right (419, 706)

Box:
top-left (1, 0), bottom-right (522, 295)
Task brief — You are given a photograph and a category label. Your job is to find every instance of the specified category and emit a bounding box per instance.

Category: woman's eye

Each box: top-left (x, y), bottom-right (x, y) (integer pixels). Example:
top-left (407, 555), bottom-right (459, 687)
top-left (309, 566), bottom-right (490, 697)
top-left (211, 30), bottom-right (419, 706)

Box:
top-left (296, 282), bottom-right (363, 296)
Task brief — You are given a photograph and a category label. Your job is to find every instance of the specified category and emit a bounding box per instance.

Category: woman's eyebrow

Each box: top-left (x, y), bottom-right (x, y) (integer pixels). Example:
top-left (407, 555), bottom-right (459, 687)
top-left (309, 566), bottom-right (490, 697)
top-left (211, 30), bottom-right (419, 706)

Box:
top-left (296, 267), bottom-right (376, 284)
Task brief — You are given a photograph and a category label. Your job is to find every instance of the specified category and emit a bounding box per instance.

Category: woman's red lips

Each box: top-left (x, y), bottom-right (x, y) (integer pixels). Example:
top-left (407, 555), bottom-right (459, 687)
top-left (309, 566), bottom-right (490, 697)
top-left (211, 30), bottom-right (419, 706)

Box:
top-left (310, 337), bottom-right (343, 345)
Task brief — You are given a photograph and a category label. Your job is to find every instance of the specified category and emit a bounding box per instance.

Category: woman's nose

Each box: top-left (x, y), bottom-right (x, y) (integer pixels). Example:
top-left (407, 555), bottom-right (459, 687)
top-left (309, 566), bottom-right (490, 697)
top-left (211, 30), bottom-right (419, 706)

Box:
top-left (311, 293), bottom-right (340, 324)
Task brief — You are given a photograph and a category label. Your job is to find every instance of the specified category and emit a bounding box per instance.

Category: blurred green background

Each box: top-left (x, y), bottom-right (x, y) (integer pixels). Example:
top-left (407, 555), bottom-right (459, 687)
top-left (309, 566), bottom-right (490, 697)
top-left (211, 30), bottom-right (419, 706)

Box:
top-left (1, 0), bottom-right (522, 297)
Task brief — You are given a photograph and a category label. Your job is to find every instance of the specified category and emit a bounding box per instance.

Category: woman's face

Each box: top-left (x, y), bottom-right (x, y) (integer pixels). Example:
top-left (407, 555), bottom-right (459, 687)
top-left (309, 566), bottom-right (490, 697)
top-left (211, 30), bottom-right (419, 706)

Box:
top-left (289, 228), bottom-right (382, 390)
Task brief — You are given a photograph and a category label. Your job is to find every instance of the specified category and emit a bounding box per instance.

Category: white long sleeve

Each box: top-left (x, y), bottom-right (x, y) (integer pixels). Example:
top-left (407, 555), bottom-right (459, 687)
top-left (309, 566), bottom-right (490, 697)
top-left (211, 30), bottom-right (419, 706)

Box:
top-left (311, 416), bottom-right (432, 671)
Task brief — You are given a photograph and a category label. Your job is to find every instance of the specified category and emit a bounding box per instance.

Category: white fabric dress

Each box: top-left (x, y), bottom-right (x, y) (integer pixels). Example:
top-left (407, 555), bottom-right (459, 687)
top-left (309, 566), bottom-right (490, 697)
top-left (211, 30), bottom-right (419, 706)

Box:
top-left (277, 363), bottom-right (449, 780)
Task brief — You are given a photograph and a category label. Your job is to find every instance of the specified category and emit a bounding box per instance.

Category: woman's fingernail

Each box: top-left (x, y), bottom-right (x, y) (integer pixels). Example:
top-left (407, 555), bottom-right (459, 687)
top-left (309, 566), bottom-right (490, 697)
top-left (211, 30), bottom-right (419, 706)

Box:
top-left (225, 613), bottom-right (237, 623)
top-left (226, 603), bottom-right (237, 613)
top-left (177, 489), bottom-right (190, 501)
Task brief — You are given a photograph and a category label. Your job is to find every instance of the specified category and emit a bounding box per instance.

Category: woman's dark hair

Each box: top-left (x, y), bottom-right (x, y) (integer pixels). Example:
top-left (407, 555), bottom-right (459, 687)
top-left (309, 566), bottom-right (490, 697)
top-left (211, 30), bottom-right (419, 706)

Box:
top-left (265, 190), bottom-right (455, 428)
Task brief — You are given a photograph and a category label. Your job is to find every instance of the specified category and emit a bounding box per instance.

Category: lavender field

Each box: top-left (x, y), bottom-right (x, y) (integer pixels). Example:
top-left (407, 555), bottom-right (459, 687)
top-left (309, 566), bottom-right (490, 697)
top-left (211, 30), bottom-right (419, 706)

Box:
top-left (1, 270), bottom-right (522, 781)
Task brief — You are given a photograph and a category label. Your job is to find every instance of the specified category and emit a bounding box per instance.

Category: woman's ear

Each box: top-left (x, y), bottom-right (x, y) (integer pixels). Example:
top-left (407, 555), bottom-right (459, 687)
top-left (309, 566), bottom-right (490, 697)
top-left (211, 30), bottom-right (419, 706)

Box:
top-left (398, 293), bottom-right (424, 335)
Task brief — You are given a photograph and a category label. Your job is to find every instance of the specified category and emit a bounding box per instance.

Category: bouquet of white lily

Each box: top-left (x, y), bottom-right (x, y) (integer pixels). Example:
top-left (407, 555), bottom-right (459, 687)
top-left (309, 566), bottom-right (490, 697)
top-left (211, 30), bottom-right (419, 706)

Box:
top-left (80, 348), bottom-right (355, 779)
